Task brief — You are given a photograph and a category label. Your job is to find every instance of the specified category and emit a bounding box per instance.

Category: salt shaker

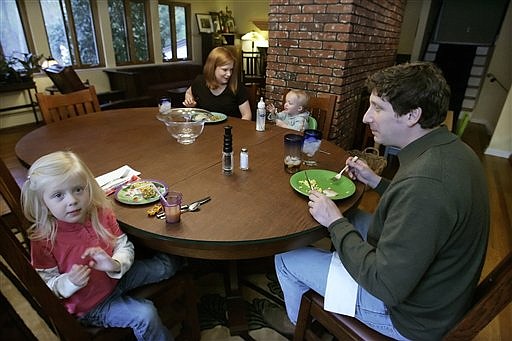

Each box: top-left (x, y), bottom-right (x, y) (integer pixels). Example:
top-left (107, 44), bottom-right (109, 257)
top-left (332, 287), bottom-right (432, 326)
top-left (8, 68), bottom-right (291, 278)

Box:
top-left (240, 148), bottom-right (249, 171)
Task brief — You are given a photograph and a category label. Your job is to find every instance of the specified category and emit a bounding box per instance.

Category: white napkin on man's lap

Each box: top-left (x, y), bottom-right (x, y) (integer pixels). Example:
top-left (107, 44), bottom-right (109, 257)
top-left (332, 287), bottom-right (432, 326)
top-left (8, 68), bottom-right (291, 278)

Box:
top-left (324, 251), bottom-right (358, 316)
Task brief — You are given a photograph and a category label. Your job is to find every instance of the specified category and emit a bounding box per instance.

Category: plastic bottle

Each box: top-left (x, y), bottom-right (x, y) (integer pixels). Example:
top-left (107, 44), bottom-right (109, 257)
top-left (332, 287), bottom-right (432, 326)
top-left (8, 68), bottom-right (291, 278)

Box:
top-left (222, 125), bottom-right (233, 175)
top-left (256, 97), bottom-right (266, 131)
top-left (240, 148), bottom-right (249, 171)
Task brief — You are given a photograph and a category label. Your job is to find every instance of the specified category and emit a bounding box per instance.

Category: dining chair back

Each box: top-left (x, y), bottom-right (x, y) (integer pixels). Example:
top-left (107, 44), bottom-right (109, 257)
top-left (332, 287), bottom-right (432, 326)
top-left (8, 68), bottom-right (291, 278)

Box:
top-left (0, 216), bottom-right (201, 340)
top-left (308, 94), bottom-right (337, 139)
top-left (293, 251), bottom-right (512, 341)
top-left (36, 86), bottom-right (101, 124)
top-left (0, 157), bottom-right (30, 251)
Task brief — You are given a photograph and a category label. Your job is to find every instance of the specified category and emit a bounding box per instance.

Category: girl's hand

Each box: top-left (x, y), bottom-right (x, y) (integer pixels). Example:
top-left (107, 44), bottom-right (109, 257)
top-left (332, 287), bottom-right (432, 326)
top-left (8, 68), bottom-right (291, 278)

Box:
top-left (182, 87), bottom-right (197, 107)
top-left (266, 103), bottom-right (276, 113)
top-left (307, 190), bottom-right (343, 227)
top-left (182, 96), bottom-right (197, 107)
top-left (68, 264), bottom-right (91, 287)
top-left (82, 247), bottom-right (121, 273)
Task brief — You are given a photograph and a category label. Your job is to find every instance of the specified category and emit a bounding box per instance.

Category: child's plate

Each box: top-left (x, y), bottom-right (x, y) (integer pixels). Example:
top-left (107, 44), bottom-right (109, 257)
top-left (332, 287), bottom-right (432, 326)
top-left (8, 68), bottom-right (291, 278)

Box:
top-left (115, 180), bottom-right (168, 205)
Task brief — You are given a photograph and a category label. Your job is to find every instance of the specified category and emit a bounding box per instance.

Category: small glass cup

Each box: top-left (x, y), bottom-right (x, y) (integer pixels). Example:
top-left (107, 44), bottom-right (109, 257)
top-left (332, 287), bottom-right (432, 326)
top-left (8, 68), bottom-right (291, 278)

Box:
top-left (302, 129), bottom-right (322, 166)
top-left (284, 134), bottom-right (303, 174)
top-left (161, 191), bottom-right (182, 223)
top-left (158, 97), bottom-right (172, 115)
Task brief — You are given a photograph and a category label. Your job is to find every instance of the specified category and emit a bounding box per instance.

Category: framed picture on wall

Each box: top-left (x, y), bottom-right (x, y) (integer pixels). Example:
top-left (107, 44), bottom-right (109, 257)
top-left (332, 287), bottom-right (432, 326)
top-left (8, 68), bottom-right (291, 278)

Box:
top-left (210, 12), bottom-right (222, 33)
top-left (196, 13), bottom-right (214, 33)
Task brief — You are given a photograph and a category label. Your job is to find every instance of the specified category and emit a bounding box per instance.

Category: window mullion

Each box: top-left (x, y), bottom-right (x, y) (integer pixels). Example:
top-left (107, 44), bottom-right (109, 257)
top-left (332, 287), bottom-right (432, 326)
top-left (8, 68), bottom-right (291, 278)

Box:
top-left (124, 0), bottom-right (136, 63)
top-left (64, 0), bottom-right (81, 66)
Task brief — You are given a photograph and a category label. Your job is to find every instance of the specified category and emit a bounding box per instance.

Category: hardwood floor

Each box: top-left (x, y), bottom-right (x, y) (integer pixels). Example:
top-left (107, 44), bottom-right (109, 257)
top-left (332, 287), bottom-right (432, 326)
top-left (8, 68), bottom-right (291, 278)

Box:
top-left (1, 122), bottom-right (511, 339)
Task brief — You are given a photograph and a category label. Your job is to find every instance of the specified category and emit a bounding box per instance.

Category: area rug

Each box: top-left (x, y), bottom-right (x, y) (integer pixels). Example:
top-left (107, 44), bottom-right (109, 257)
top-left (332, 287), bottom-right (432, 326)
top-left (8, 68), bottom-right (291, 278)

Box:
top-left (196, 268), bottom-right (290, 340)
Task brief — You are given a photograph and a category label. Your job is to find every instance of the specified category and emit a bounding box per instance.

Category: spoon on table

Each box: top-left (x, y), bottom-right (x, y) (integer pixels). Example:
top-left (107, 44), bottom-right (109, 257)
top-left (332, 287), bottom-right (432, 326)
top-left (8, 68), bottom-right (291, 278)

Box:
top-left (156, 202), bottom-right (202, 219)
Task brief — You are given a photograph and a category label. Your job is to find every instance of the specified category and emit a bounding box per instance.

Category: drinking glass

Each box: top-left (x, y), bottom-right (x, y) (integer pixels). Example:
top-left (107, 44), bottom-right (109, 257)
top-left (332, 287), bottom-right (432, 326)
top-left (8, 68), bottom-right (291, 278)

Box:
top-left (284, 134), bottom-right (303, 174)
top-left (161, 191), bottom-right (182, 223)
top-left (302, 129), bottom-right (322, 166)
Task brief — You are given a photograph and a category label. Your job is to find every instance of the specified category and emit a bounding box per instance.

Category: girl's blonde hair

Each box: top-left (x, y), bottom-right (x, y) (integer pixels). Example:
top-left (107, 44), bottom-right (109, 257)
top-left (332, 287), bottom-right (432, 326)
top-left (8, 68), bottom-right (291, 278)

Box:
top-left (21, 151), bottom-right (114, 245)
top-left (203, 46), bottom-right (239, 94)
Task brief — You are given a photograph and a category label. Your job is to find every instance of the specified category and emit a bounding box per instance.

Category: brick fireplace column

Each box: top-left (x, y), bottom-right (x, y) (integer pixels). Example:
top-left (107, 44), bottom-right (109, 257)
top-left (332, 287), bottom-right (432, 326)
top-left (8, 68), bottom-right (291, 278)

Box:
top-left (266, 0), bottom-right (406, 149)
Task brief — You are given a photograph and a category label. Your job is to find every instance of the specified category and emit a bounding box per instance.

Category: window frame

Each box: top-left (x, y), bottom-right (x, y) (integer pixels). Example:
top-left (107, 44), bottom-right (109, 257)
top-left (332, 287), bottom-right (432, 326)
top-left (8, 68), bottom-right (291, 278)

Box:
top-left (39, 0), bottom-right (104, 69)
top-left (109, 0), bottom-right (154, 66)
top-left (158, 0), bottom-right (192, 62)
top-left (0, 0), bottom-right (36, 60)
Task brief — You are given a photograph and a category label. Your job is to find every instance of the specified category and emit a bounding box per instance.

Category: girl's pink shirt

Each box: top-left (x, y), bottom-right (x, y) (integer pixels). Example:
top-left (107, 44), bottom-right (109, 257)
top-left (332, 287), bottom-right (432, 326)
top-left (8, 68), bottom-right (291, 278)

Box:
top-left (31, 209), bottom-right (123, 316)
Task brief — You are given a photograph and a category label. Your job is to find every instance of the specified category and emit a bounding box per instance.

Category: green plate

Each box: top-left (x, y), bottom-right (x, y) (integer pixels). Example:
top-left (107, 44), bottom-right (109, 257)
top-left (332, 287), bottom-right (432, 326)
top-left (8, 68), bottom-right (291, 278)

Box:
top-left (115, 180), bottom-right (168, 205)
top-left (290, 169), bottom-right (356, 200)
top-left (202, 112), bottom-right (227, 124)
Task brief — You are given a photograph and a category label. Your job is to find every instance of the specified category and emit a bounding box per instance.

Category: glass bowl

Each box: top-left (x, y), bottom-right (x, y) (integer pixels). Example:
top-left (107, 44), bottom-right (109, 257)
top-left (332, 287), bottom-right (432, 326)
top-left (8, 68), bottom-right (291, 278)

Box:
top-left (157, 108), bottom-right (208, 144)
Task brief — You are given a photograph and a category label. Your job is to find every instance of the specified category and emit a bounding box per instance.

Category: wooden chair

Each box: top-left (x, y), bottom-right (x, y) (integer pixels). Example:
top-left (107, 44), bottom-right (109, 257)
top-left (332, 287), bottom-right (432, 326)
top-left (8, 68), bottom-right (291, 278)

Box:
top-left (293, 251), bottom-right (512, 341)
top-left (0, 217), bottom-right (200, 340)
top-left (308, 94), bottom-right (337, 139)
top-left (282, 90), bottom-right (337, 138)
top-left (0, 157), bottom-right (30, 251)
top-left (36, 86), bottom-right (101, 124)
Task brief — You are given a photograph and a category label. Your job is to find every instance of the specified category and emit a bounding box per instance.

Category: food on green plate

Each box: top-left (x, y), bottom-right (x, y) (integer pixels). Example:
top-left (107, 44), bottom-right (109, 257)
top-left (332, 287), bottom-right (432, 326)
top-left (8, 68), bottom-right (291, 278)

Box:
top-left (298, 179), bottom-right (338, 197)
top-left (123, 181), bottom-right (158, 200)
top-left (322, 188), bottom-right (339, 197)
top-left (192, 113), bottom-right (222, 122)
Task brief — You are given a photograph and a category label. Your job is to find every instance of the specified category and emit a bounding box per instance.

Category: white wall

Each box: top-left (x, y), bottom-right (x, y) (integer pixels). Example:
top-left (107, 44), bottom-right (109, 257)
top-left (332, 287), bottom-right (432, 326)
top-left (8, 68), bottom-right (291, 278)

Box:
top-left (472, 2), bottom-right (512, 134)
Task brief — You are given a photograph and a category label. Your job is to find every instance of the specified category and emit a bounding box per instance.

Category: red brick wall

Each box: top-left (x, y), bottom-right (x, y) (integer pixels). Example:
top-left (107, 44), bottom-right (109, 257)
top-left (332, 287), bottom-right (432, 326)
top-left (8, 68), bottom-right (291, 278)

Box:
top-left (266, 0), bottom-right (406, 148)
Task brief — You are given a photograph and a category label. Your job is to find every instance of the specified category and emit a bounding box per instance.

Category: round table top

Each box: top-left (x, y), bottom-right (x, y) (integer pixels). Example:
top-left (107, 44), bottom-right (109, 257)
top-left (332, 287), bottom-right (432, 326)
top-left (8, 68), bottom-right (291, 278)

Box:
top-left (16, 108), bottom-right (364, 259)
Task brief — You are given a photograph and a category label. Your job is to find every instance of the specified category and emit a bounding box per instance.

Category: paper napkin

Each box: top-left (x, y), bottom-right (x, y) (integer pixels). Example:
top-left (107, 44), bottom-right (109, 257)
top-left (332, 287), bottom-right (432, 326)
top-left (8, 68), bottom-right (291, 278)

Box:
top-left (324, 251), bottom-right (358, 316)
top-left (95, 165), bottom-right (141, 192)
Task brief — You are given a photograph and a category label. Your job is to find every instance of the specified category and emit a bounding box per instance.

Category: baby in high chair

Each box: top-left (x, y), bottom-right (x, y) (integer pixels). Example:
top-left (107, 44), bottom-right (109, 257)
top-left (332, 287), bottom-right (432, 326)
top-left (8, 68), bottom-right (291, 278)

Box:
top-left (268, 89), bottom-right (311, 132)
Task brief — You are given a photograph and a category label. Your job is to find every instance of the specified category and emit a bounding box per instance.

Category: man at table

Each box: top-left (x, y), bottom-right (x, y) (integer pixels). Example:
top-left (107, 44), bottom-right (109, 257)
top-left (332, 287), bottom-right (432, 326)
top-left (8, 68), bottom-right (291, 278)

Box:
top-left (272, 62), bottom-right (489, 340)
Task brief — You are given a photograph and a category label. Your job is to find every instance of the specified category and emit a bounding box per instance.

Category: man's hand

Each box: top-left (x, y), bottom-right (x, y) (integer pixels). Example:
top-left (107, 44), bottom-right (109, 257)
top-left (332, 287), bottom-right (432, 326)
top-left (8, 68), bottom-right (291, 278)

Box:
top-left (345, 156), bottom-right (381, 189)
top-left (81, 247), bottom-right (121, 273)
top-left (308, 190), bottom-right (343, 227)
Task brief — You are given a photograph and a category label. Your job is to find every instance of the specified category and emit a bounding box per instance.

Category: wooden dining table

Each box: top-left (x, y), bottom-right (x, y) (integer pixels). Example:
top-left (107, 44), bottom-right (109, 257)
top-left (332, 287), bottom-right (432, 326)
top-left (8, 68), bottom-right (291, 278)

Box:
top-left (15, 107), bottom-right (365, 338)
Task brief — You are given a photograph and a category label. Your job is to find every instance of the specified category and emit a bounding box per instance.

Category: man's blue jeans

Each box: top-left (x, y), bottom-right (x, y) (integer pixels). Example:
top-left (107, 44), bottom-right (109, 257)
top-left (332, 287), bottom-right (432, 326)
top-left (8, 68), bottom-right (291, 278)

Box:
top-left (274, 209), bottom-right (409, 340)
top-left (79, 253), bottom-right (181, 341)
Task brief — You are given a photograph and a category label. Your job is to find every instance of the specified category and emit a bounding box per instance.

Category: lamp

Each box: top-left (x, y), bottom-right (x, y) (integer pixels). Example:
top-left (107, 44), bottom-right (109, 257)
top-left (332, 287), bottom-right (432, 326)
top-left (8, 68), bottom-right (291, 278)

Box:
top-left (241, 31), bottom-right (267, 52)
top-left (41, 56), bottom-right (59, 69)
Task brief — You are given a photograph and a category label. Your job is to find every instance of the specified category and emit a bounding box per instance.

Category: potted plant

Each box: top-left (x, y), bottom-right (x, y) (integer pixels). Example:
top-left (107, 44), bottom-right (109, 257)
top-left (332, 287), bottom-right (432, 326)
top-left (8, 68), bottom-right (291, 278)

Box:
top-left (0, 52), bottom-right (43, 84)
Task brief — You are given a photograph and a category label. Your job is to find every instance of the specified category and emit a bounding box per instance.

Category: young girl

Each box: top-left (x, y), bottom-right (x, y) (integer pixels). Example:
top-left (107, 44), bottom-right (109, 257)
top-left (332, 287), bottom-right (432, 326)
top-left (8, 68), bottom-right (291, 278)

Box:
top-left (268, 89), bottom-right (311, 131)
top-left (21, 151), bottom-right (180, 341)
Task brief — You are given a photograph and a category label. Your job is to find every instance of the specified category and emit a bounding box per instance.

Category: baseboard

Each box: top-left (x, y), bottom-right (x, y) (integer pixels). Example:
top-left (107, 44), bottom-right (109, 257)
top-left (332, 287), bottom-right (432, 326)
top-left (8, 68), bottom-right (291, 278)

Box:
top-left (484, 147), bottom-right (512, 159)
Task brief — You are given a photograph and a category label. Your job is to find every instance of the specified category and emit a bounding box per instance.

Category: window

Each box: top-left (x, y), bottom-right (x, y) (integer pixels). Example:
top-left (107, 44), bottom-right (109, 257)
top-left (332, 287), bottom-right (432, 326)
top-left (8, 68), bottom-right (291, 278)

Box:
top-left (108, 0), bottom-right (152, 65)
top-left (40, 0), bottom-right (102, 68)
top-left (0, 0), bottom-right (32, 62)
top-left (158, 1), bottom-right (191, 62)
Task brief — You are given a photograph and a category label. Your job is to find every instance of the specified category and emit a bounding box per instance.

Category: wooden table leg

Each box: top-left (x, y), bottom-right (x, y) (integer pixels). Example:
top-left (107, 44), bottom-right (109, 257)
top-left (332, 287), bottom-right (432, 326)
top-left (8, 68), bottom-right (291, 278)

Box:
top-left (224, 260), bottom-right (256, 341)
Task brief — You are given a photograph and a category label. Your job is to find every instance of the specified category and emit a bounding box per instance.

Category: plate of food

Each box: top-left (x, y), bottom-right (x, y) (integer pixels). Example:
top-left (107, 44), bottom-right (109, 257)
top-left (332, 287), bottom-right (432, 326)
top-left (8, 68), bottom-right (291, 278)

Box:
top-left (289, 169), bottom-right (356, 200)
top-left (192, 111), bottom-right (227, 124)
top-left (115, 180), bottom-right (168, 205)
